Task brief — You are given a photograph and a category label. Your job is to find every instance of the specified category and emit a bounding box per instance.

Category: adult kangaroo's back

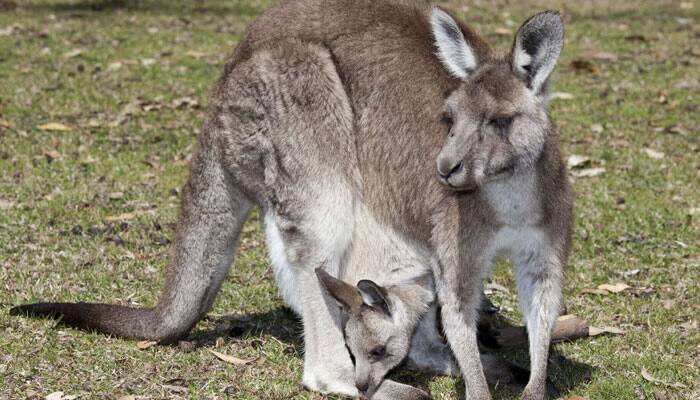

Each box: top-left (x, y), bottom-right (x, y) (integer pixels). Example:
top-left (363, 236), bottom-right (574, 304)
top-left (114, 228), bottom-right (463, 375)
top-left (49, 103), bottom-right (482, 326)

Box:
top-left (12, 0), bottom-right (463, 344)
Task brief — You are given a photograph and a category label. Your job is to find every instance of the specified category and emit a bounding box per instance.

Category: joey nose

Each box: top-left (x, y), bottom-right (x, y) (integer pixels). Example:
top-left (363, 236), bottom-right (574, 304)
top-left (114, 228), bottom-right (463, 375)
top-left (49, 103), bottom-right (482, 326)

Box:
top-left (356, 380), bottom-right (369, 394)
top-left (438, 160), bottom-right (463, 179)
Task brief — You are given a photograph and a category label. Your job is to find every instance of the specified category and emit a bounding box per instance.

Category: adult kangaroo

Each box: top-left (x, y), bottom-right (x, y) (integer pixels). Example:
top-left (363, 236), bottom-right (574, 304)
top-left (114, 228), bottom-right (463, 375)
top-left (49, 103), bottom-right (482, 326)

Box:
top-left (11, 1), bottom-right (573, 399)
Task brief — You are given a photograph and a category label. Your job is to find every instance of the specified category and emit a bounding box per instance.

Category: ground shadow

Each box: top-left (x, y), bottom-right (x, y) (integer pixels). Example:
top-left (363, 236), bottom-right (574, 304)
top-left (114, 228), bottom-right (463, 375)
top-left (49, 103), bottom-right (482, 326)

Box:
top-left (195, 305), bottom-right (594, 399)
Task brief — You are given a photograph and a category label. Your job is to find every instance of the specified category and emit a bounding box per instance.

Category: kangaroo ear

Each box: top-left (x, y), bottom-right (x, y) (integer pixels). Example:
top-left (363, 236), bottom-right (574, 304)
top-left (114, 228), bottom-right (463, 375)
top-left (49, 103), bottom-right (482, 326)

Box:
top-left (511, 11), bottom-right (564, 95)
top-left (430, 7), bottom-right (478, 79)
top-left (315, 268), bottom-right (362, 313)
top-left (357, 280), bottom-right (392, 317)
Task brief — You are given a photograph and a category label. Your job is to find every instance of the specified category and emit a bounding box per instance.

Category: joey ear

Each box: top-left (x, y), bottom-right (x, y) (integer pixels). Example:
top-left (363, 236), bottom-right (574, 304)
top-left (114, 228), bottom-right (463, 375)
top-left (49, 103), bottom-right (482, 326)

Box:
top-left (511, 11), bottom-right (564, 95)
top-left (357, 280), bottom-right (392, 317)
top-left (315, 268), bottom-right (362, 313)
top-left (430, 7), bottom-right (478, 79)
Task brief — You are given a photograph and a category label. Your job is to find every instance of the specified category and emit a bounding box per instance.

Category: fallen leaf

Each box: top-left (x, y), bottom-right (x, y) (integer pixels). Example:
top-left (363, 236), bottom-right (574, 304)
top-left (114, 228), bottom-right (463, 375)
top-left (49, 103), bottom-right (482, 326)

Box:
top-left (566, 396), bottom-right (589, 400)
top-left (63, 48), bottom-right (85, 59)
top-left (0, 118), bottom-right (13, 129)
top-left (578, 50), bottom-right (619, 62)
top-left (598, 283), bottom-right (631, 293)
top-left (588, 326), bottom-right (625, 336)
top-left (567, 155), bottom-right (591, 169)
top-left (38, 122), bottom-right (71, 131)
top-left (171, 96), bottom-right (199, 109)
top-left (116, 396), bottom-right (136, 400)
top-left (571, 59), bottom-right (598, 74)
top-left (137, 340), bottom-right (157, 350)
top-left (208, 349), bottom-right (256, 366)
top-left (141, 58), bottom-right (156, 66)
top-left (186, 50), bottom-right (207, 59)
top-left (105, 212), bottom-right (136, 222)
top-left (644, 148), bottom-right (665, 159)
top-left (550, 92), bottom-right (575, 100)
top-left (46, 392), bottom-right (64, 400)
top-left (572, 167), bottom-right (605, 178)
top-left (43, 150), bottom-right (62, 161)
top-left (493, 27), bottom-right (511, 35)
top-left (590, 123), bottom-right (604, 133)
top-left (109, 192), bottom-right (125, 200)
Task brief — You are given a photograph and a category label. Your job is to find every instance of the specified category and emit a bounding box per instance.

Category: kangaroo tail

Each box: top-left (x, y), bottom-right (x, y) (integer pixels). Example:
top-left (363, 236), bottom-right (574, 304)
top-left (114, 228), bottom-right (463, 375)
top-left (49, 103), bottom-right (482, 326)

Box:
top-left (10, 124), bottom-right (252, 344)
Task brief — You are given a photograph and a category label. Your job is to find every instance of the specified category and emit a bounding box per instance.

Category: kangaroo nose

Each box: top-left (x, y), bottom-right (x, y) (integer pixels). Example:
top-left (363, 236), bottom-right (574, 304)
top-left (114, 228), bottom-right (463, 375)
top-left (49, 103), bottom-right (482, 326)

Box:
top-left (438, 160), bottom-right (464, 179)
top-left (356, 380), bottom-right (369, 394)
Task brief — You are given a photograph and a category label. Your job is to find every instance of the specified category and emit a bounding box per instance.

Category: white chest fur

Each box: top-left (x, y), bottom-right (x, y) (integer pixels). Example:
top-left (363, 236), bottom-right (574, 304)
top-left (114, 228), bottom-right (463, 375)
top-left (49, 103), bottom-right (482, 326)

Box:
top-left (482, 169), bottom-right (547, 263)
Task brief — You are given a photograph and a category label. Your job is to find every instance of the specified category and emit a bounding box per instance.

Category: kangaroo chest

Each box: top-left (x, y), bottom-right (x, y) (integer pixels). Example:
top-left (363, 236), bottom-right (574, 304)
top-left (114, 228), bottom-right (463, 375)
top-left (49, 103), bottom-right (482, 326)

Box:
top-left (481, 170), bottom-right (547, 262)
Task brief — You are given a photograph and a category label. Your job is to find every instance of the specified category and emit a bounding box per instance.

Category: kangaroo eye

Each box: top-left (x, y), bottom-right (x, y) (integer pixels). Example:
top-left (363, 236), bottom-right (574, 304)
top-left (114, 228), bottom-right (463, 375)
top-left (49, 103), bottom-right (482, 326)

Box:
top-left (369, 346), bottom-right (386, 359)
top-left (440, 113), bottom-right (453, 127)
top-left (488, 116), bottom-right (513, 131)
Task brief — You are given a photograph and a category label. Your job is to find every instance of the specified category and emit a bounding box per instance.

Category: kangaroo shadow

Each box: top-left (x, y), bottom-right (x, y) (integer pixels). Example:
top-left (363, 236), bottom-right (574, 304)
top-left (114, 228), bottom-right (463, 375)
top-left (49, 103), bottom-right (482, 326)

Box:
top-left (194, 304), bottom-right (593, 399)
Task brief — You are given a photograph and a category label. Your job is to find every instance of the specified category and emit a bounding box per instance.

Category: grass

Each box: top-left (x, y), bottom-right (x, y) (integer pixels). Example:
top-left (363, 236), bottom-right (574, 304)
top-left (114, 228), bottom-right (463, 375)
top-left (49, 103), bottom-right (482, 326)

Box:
top-left (0, 0), bottom-right (698, 399)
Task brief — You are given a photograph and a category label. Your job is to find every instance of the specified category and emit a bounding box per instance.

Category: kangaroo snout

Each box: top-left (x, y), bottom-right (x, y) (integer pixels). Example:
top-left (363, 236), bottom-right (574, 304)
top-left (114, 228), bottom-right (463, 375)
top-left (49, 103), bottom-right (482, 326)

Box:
top-left (437, 159), bottom-right (463, 180)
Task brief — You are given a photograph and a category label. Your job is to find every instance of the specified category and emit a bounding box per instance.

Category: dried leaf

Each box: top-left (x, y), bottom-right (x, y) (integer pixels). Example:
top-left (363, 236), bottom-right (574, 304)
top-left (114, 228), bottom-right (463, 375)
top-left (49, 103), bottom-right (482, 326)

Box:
top-left (105, 212), bottom-right (136, 222)
top-left (588, 326), bottom-right (625, 336)
top-left (0, 118), bottom-right (13, 129)
top-left (571, 59), bottom-right (598, 74)
top-left (186, 50), bottom-right (207, 59)
top-left (550, 92), bottom-right (575, 100)
top-left (493, 27), bottom-right (511, 35)
top-left (137, 340), bottom-right (157, 350)
top-left (116, 396), bottom-right (136, 400)
top-left (623, 269), bottom-right (641, 277)
top-left (38, 122), bottom-right (71, 131)
top-left (208, 349), bottom-right (256, 366)
top-left (141, 58), bottom-right (156, 66)
top-left (572, 167), bottom-right (605, 178)
top-left (644, 148), bottom-right (665, 159)
top-left (63, 48), bottom-right (85, 59)
top-left (43, 150), bottom-right (62, 161)
top-left (679, 320), bottom-right (697, 331)
top-left (567, 155), bottom-right (591, 169)
top-left (109, 192), bottom-right (125, 200)
top-left (566, 396), bottom-right (589, 400)
top-left (598, 283), bottom-right (631, 293)
top-left (171, 96), bottom-right (199, 109)
top-left (46, 392), bottom-right (64, 400)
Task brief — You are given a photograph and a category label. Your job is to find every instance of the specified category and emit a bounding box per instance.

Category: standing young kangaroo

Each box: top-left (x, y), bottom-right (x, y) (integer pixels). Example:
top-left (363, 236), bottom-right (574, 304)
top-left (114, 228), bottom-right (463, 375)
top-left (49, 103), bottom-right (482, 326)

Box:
top-left (10, 1), bottom-right (573, 399)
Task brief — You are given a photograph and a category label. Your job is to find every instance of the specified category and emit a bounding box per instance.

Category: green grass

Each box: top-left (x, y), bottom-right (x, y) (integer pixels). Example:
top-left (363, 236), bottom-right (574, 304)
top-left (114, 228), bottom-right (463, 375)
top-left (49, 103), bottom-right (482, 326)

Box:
top-left (0, 0), bottom-right (698, 399)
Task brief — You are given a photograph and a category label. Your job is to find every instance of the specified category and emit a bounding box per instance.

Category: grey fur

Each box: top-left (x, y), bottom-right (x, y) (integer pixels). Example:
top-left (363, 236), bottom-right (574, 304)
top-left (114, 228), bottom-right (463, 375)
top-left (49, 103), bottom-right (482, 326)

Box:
top-left (10, 2), bottom-right (572, 399)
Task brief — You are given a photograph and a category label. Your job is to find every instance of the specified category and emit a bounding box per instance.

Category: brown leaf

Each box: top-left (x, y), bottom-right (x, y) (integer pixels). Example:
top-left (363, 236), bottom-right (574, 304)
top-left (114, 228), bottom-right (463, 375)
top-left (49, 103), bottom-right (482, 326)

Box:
top-left (566, 396), bottom-right (589, 400)
top-left (46, 392), bottom-right (64, 400)
top-left (208, 349), bottom-right (256, 366)
top-left (598, 283), bottom-right (631, 293)
top-left (588, 326), bottom-right (625, 336)
top-left (571, 59), bottom-right (598, 74)
top-left (493, 27), bottom-right (511, 36)
top-left (38, 122), bottom-right (71, 131)
top-left (0, 118), bottom-right (13, 129)
top-left (43, 150), bottom-right (62, 161)
top-left (137, 340), bottom-right (157, 350)
top-left (109, 192), bottom-right (125, 200)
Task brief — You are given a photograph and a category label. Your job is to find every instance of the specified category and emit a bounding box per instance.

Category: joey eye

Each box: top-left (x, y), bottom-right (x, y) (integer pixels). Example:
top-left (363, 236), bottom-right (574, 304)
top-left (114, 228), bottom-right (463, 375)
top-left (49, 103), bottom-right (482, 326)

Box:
top-left (440, 113), bottom-right (453, 127)
top-left (488, 116), bottom-right (514, 132)
top-left (369, 346), bottom-right (386, 359)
